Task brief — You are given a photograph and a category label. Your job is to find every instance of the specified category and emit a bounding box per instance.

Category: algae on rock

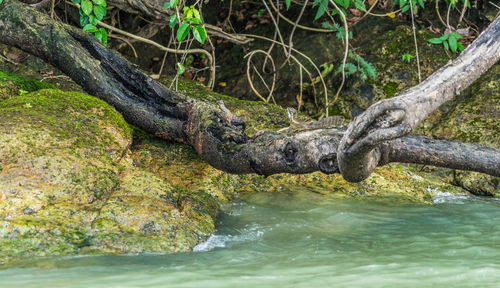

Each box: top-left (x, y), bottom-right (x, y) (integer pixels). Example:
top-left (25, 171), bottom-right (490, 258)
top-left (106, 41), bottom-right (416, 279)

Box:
top-left (0, 86), bottom-right (219, 264)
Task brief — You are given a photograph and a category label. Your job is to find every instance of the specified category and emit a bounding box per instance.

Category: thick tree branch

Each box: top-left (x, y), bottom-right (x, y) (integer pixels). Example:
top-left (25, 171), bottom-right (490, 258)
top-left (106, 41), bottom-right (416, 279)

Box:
top-left (0, 0), bottom-right (498, 180)
top-left (337, 16), bottom-right (500, 182)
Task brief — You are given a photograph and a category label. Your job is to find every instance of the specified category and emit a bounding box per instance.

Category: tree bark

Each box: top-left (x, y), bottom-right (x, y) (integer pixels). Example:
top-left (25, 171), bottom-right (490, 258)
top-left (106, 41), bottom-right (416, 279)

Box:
top-left (0, 0), bottom-right (499, 180)
top-left (337, 16), bottom-right (500, 182)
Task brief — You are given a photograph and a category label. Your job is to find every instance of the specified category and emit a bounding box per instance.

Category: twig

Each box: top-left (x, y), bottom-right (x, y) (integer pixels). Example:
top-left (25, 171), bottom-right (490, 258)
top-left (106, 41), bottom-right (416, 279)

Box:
top-left (40, 75), bottom-right (71, 82)
top-left (409, 0), bottom-right (422, 83)
top-left (327, 0), bottom-right (349, 115)
top-left (50, 0), bottom-right (55, 18)
top-left (435, 0), bottom-right (446, 27)
top-left (154, 36), bottom-right (173, 78)
top-left (107, 34), bottom-right (138, 58)
top-left (355, 1), bottom-right (404, 18)
top-left (251, 63), bottom-right (272, 93)
top-left (245, 50), bottom-right (277, 103)
top-left (458, 0), bottom-right (468, 26)
top-left (286, 0), bottom-right (309, 62)
top-left (298, 66), bottom-right (303, 111)
top-left (0, 54), bottom-right (18, 65)
top-left (446, 2), bottom-right (452, 30)
top-left (242, 33), bottom-right (328, 112)
top-left (261, 0), bottom-right (280, 71)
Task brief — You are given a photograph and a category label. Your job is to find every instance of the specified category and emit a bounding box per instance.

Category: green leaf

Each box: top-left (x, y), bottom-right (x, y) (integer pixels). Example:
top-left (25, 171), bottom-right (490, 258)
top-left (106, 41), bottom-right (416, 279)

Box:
top-left (427, 38), bottom-right (442, 44)
top-left (0, 0), bottom-right (4, 4)
top-left (93, 0), bottom-right (106, 6)
top-left (449, 35), bottom-right (457, 53)
top-left (169, 0), bottom-right (179, 9)
top-left (83, 24), bottom-right (98, 33)
top-left (100, 28), bottom-right (108, 46)
top-left (451, 32), bottom-right (463, 39)
top-left (457, 42), bottom-right (464, 51)
top-left (80, 15), bottom-right (90, 26)
top-left (417, 0), bottom-right (424, 8)
top-left (401, 3), bottom-right (410, 12)
top-left (94, 4), bottom-right (106, 20)
top-left (81, 0), bottom-right (93, 16)
top-left (334, 0), bottom-right (348, 9)
top-left (443, 40), bottom-right (449, 51)
top-left (73, 0), bottom-right (81, 4)
top-left (191, 6), bottom-right (201, 19)
top-left (94, 31), bottom-right (103, 43)
top-left (183, 6), bottom-right (193, 19)
top-left (169, 14), bottom-right (178, 28)
top-left (176, 23), bottom-right (190, 42)
top-left (176, 62), bottom-right (185, 75)
top-left (285, 0), bottom-right (291, 9)
top-left (89, 15), bottom-right (98, 25)
top-left (313, 0), bottom-right (328, 21)
top-left (438, 33), bottom-right (449, 41)
top-left (355, 0), bottom-right (366, 10)
top-left (193, 25), bottom-right (207, 44)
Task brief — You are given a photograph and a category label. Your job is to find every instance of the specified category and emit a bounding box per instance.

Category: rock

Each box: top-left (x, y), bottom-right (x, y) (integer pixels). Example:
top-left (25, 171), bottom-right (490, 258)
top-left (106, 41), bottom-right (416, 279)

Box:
top-left (0, 86), bottom-right (218, 264)
top-left (0, 71), bottom-right (55, 101)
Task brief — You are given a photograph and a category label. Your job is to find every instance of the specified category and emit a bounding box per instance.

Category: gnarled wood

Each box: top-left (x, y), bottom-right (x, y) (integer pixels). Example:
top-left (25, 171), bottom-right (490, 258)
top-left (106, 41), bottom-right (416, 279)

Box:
top-left (337, 16), bottom-right (500, 182)
top-left (1, 0), bottom-right (499, 180)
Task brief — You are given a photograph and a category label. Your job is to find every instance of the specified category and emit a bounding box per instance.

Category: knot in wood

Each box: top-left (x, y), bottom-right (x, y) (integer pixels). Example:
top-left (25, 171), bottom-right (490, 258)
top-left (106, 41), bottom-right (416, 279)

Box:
top-left (318, 153), bottom-right (339, 174)
top-left (283, 141), bottom-right (298, 164)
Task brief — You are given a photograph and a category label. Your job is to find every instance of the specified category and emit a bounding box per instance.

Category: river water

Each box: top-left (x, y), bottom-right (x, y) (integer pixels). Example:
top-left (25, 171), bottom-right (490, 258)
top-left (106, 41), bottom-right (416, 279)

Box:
top-left (1, 190), bottom-right (500, 287)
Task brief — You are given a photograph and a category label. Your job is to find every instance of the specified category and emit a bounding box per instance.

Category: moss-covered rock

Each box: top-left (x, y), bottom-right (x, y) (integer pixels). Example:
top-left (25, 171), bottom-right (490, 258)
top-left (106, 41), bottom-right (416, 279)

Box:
top-left (0, 88), bottom-right (218, 264)
top-left (0, 71), bottom-right (55, 101)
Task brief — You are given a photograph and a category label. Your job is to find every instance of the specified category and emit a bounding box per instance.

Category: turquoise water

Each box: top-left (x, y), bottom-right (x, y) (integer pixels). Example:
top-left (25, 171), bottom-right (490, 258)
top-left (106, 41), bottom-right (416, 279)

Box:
top-left (2, 190), bottom-right (500, 287)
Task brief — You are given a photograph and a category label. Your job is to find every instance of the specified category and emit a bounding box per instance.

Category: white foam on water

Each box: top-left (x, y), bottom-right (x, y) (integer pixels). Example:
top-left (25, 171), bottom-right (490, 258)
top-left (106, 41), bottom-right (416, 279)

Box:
top-left (193, 224), bottom-right (264, 252)
top-left (432, 190), bottom-right (471, 204)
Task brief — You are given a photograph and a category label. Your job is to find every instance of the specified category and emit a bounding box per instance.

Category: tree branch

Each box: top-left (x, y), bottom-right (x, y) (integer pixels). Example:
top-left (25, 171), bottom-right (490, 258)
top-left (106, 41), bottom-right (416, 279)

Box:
top-left (1, 0), bottom-right (498, 180)
top-left (337, 16), bottom-right (500, 182)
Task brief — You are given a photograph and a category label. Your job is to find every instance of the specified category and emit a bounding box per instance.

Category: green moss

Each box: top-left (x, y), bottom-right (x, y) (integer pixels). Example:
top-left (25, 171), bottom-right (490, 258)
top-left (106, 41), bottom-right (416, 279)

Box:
top-left (383, 82), bottom-right (397, 98)
top-left (0, 71), bottom-right (55, 100)
top-left (0, 89), bottom-right (132, 148)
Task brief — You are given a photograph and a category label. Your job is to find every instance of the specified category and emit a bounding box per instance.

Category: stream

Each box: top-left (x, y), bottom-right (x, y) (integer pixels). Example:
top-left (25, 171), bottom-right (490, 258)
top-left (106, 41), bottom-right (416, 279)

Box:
top-left (1, 189), bottom-right (500, 287)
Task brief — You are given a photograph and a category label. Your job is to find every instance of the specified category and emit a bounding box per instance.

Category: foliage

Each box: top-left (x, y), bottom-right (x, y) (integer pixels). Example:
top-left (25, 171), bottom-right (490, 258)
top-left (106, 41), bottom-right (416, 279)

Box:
top-left (165, 1), bottom-right (207, 44)
top-left (402, 53), bottom-right (414, 63)
top-left (341, 52), bottom-right (377, 81)
top-left (73, 0), bottom-right (108, 45)
top-left (428, 32), bottom-right (464, 54)
top-left (321, 22), bottom-right (353, 40)
top-left (443, 0), bottom-right (470, 9)
top-left (0, 0), bottom-right (3, 5)
top-left (393, 0), bottom-right (425, 13)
